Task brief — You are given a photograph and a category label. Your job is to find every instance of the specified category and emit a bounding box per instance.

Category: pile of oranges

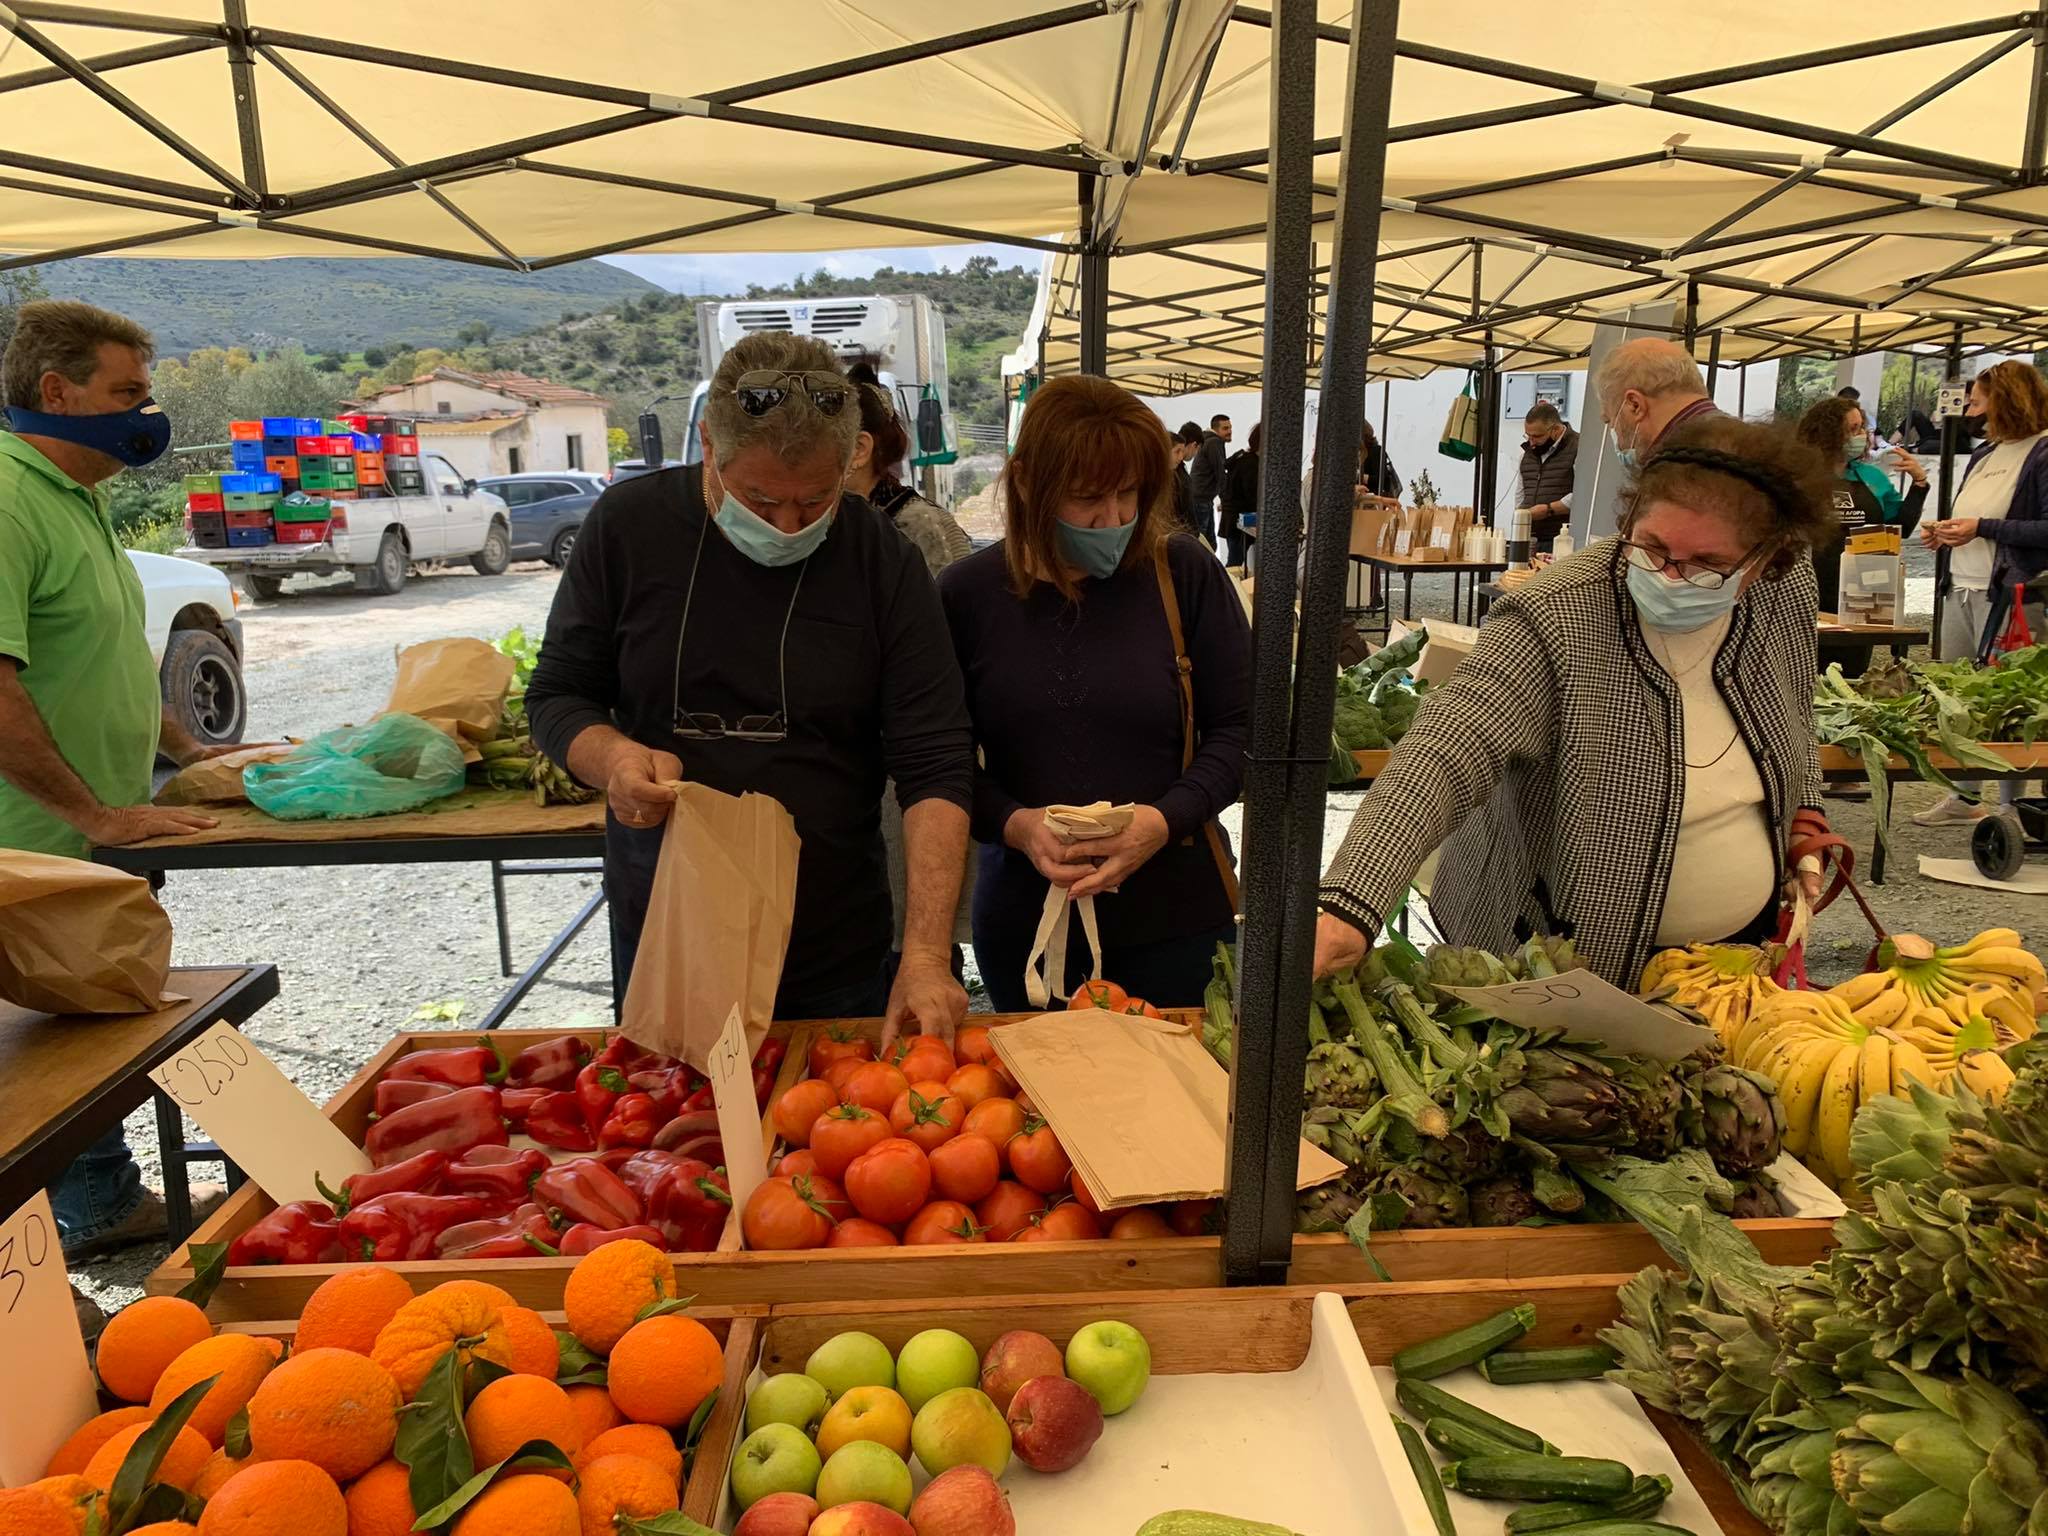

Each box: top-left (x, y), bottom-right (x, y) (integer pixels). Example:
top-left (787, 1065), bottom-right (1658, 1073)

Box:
top-left (3, 1240), bottom-right (723, 1536)
top-left (745, 1021), bottom-right (1212, 1250)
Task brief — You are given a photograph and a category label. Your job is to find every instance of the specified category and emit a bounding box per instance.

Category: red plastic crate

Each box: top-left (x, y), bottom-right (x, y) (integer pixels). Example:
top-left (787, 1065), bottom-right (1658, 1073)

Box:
top-left (380, 434), bottom-right (419, 456)
top-left (186, 492), bottom-right (224, 514)
top-left (274, 519), bottom-right (329, 544)
top-left (335, 414), bottom-right (369, 431)
top-left (224, 508), bottom-right (273, 529)
top-left (228, 420), bottom-right (263, 441)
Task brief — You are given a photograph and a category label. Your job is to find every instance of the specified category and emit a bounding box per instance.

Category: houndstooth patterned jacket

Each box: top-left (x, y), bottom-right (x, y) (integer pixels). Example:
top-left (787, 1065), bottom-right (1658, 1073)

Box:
top-left (1320, 538), bottom-right (1824, 988)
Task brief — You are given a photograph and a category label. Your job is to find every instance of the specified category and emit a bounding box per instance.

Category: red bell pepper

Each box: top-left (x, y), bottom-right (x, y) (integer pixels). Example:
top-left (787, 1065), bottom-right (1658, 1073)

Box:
top-left (338, 1192), bottom-right (489, 1262)
top-left (440, 1145), bottom-right (547, 1204)
top-left (614, 1149), bottom-right (683, 1202)
top-left (646, 1159), bottom-right (733, 1252)
top-left (316, 1149), bottom-right (448, 1215)
top-left (373, 1078), bottom-right (458, 1118)
top-left (753, 1062), bottom-right (776, 1110)
top-left (362, 1085), bottom-right (507, 1168)
top-left (752, 1036), bottom-right (787, 1076)
top-left (547, 1221), bottom-right (668, 1256)
top-left (435, 1202), bottom-right (557, 1260)
top-left (533, 1157), bottom-right (644, 1230)
top-left (627, 1066), bottom-right (700, 1121)
top-left (575, 1062), bottom-right (630, 1136)
top-left (679, 1079), bottom-right (716, 1114)
top-left (598, 1091), bottom-right (663, 1150)
top-left (596, 1035), bottom-right (664, 1073)
top-left (225, 1200), bottom-right (344, 1266)
top-left (385, 1043), bottom-right (508, 1088)
top-left (501, 1086), bottom-right (549, 1131)
top-left (504, 1035), bottom-right (594, 1091)
top-left (650, 1110), bottom-right (721, 1156)
top-left (524, 1089), bottom-right (597, 1152)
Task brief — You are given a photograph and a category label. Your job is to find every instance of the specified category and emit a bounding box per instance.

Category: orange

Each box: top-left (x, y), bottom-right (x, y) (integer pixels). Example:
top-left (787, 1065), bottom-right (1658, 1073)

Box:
top-left (572, 1425), bottom-right (681, 1489)
top-left (574, 1455), bottom-right (677, 1536)
top-left (561, 1241), bottom-right (675, 1355)
top-left (16, 1478), bottom-right (95, 1535)
top-left (294, 1268), bottom-right (414, 1357)
top-left (245, 1347), bottom-right (402, 1481)
top-left (196, 1461), bottom-right (345, 1536)
top-left (150, 1333), bottom-right (283, 1447)
top-left (127, 1526), bottom-right (200, 1536)
top-left (0, 1493), bottom-right (76, 1536)
top-left (501, 1306), bottom-right (559, 1378)
top-left (192, 1448), bottom-right (246, 1502)
top-left (96, 1297), bottom-right (215, 1404)
top-left (45, 1406), bottom-right (153, 1476)
top-left (605, 1315), bottom-right (721, 1429)
top-left (369, 1280), bottom-right (512, 1397)
top-left (449, 1476), bottom-right (577, 1536)
top-left (564, 1385), bottom-right (624, 1447)
top-left (82, 1421), bottom-right (211, 1495)
top-left (463, 1374), bottom-right (583, 1472)
top-left (341, 1459), bottom-right (415, 1536)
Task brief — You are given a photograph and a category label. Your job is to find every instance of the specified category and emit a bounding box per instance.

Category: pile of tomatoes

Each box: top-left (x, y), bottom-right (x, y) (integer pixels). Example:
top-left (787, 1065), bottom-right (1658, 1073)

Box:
top-left (738, 1017), bottom-right (1210, 1250)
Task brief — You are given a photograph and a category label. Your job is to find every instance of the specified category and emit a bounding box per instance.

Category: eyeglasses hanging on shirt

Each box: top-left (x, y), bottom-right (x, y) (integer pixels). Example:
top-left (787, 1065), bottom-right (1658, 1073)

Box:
top-left (671, 507), bottom-right (806, 744)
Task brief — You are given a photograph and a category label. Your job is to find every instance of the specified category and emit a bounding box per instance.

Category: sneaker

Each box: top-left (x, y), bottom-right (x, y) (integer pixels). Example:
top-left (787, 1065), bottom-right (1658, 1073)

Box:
top-left (1912, 795), bottom-right (1989, 827)
top-left (71, 1285), bottom-right (107, 1344)
top-left (61, 1182), bottom-right (229, 1263)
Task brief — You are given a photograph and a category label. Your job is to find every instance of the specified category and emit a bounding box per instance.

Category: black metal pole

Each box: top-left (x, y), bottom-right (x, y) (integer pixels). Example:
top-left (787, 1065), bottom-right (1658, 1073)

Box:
top-left (1479, 338), bottom-right (1501, 532)
top-left (1077, 172), bottom-right (1109, 374)
top-left (1933, 325), bottom-right (1966, 657)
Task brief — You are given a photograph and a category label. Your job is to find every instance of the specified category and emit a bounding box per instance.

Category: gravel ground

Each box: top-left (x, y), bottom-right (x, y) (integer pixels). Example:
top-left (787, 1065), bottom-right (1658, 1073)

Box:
top-left (71, 538), bottom-right (2044, 1307)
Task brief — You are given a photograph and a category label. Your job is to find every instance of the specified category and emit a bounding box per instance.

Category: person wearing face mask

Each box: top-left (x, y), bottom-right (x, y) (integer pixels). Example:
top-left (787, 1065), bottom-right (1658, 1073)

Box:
top-left (1312, 416), bottom-right (1838, 990)
top-left (1595, 338), bottom-right (1720, 471)
top-left (1517, 401), bottom-right (1578, 548)
top-left (939, 375), bottom-right (1253, 1010)
top-left (526, 332), bottom-right (976, 1040)
top-left (1795, 394), bottom-right (1928, 678)
top-left (844, 368), bottom-right (971, 574)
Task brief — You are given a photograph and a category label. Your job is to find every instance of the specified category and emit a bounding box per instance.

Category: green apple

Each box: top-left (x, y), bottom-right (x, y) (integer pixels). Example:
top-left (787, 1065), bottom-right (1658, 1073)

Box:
top-left (815, 1440), bottom-right (914, 1514)
top-left (730, 1422), bottom-right (822, 1510)
top-left (746, 1371), bottom-right (831, 1437)
top-left (894, 1329), bottom-right (980, 1414)
top-left (1065, 1320), bottom-right (1152, 1416)
top-left (910, 1387), bottom-right (1012, 1479)
top-left (806, 1331), bottom-right (897, 1400)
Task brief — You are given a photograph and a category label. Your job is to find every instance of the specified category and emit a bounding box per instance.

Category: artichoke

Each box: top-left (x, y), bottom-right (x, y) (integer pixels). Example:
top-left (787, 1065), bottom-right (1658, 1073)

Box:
top-left (1830, 1368), bottom-right (2048, 1536)
top-left (1726, 1177), bottom-right (1784, 1220)
top-left (1372, 1165), bottom-right (1469, 1228)
top-left (1469, 1174), bottom-right (1538, 1226)
top-left (1303, 1040), bottom-right (1378, 1112)
top-left (1295, 1176), bottom-right (1364, 1235)
top-left (1699, 1064), bottom-right (1788, 1175)
top-left (1498, 1046), bottom-right (1632, 1147)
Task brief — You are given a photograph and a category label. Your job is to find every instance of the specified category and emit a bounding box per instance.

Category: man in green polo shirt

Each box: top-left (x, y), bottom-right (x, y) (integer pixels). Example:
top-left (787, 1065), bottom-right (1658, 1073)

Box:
top-left (1, 301), bottom-right (229, 1279)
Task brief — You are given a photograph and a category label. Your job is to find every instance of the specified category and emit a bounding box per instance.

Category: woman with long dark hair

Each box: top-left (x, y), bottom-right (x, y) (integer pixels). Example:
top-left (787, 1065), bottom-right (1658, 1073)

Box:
top-left (846, 371), bottom-right (970, 574)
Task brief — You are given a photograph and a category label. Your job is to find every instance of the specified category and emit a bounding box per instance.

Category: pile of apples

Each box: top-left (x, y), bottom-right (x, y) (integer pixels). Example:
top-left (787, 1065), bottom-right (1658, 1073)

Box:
top-left (744, 1025), bottom-right (1210, 1248)
top-left (730, 1319), bottom-right (1152, 1535)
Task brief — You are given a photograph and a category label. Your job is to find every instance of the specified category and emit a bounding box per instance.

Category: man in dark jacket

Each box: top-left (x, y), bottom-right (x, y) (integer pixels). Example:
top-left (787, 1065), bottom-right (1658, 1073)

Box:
top-left (1172, 421), bottom-right (1202, 530)
top-left (1187, 413), bottom-right (1230, 547)
top-left (1518, 401), bottom-right (1578, 545)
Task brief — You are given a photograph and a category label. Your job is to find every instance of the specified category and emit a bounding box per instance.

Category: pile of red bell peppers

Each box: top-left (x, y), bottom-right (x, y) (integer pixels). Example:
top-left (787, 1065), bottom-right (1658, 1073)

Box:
top-left (224, 1032), bottom-right (783, 1266)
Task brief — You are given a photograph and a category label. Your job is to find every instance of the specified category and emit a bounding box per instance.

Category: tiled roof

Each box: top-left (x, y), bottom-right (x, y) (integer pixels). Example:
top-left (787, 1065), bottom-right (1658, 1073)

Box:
top-left (418, 416), bottom-right (527, 437)
top-left (356, 368), bottom-right (608, 408)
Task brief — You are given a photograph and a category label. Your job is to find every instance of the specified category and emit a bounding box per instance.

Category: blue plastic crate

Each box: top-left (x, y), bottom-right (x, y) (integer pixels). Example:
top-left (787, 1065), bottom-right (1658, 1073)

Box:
top-left (261, 434), bottom-right (297, 457)
top-left (220, 472), bottom-right (284, 495)
top-left (225, 524), bottom-right (273, 548)
top-left (348, 432), bottom-right (379, 452)
top-left (262, 416), bottom-right (323, 438)
top-left (229, 441), bottom-right (266, 470)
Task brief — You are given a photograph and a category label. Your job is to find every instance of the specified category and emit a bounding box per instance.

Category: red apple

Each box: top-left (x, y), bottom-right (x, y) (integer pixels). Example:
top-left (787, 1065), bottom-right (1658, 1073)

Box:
top-left (1006, 1373), bottom-right (1105, 1472)
top-left (735, 1492), bottom-right (820, 1536)
top-left (978, 1329), bottom-right (1065, 1414)
top-left (908, 1466), bottom-right (1016, 1536)
top-left (808, 1503), bottom-right (915, 1536)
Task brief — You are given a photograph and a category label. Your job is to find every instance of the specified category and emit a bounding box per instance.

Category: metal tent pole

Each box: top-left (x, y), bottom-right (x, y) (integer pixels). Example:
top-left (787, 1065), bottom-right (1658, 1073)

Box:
top-left (1077, 173), bottom-right (1110, 374)
top-left (1933, 325), bottom-right (1967, 657)
top-left (1224, 0), bottom-right (1401, 1287)
top-left (1479, 338), bottom-right (1501, 528)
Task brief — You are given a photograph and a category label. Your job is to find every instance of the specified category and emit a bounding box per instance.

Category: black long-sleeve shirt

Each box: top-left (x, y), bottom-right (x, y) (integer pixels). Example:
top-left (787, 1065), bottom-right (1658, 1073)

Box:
top-left (938, 533), bottom-right (1251, 949)
top-left (527, 465), bottom-right (974, 998)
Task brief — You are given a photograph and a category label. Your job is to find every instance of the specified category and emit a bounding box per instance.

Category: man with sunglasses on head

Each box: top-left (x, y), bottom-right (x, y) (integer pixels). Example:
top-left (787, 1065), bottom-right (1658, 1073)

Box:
top-left (527, 333), bottom-right (975, 1042)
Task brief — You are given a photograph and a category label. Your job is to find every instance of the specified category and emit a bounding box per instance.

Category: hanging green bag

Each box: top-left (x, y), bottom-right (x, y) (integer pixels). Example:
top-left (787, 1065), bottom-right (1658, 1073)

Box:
top-left (1439, 375), bottom-right (1481, 462)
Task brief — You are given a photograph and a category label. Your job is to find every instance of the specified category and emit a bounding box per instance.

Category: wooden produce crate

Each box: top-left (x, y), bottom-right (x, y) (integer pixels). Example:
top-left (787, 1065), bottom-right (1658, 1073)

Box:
top-left (690, 1281), bottom-right (1761, 1536)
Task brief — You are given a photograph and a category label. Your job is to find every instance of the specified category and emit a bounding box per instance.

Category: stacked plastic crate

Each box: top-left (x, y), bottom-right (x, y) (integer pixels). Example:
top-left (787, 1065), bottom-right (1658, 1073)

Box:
top-left (340, 413), bottom-right (423, 494)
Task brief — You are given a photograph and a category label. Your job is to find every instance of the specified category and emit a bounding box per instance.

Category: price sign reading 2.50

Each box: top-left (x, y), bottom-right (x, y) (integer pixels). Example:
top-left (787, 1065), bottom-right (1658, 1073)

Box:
top-left (152, 1030), bottom-right (251, 1107)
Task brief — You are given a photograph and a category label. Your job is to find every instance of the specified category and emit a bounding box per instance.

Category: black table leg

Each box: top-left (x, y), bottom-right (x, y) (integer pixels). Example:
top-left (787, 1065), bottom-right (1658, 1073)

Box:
top-left (479, 888), bottom-right (608, 1030)
top-left (155, 1092), bottom-right (193, 1246)
top-left (1402, 572), bottom-right (1415, 620)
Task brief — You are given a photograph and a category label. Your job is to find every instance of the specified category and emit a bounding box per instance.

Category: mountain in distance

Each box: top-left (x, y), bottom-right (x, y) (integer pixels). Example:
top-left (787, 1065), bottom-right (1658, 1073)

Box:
top-left (29, 256), bottom-right (661, 355)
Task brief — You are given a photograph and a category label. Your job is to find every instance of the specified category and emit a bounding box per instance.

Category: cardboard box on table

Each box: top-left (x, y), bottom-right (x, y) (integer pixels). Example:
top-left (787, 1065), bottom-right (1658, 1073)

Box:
top-left (1839, 528), bottom-right (1904, 628)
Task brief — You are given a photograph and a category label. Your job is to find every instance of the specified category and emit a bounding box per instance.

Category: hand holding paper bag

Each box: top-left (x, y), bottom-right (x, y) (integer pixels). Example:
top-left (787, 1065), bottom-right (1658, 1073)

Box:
top-left (1022, 802), bottom-right (1134, 1009)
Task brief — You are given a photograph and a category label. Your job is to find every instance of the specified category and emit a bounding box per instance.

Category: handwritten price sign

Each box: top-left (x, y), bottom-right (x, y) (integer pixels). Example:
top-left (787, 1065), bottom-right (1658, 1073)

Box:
top-left (1444, 970), bottom-right (1714, 1062)
top-left (710, 1007), bottom-right (768, 1222)
top-left (0, 1194), bottom-right (98, 1485)
top-left (153, 1022), bottom-right (368, 1204)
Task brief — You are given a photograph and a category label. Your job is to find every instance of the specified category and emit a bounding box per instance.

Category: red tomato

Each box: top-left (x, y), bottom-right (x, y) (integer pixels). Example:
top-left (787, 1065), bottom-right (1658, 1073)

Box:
top-left (1009, 1119), bottom-right (1073, 1195)
top-left (1108, 1208), bottom-right (1174, 1240)
top-left (1067, 980), bottom-right (1129, 1012)
top-left (771, 1078), bottom-right (838, 1147)
top-left (1012, 1225), bottom-right (1057, 1243)
top-left (804, 1173), bottom-right (852, 1225)
top-left (896, 1045), bottom-right (957, 1086)
top-left (904, 1200), bottom-right (986, 1245)
top-left (954, 1024), bottom-right (998, 1068)
top-left (844, 1137), bottom-right (932, 1226)
top-left (775, 1149), bottom-right (820, 1178)
top-left (824, 1057), bottom-right (868, 1097)
top-left (889, 1082), bottom-right (963, 1153)
top-left (975, 1180), bottom-right (1048, 1242)
top-left (1169, 1199), bottom-right (1215, 1235)
top-left (841, 1062), bottom-right (910, 1115)
top-left (928, 1134), bottom-right (1001, 1205)
top-left (1034, 1202), bottom-right (1103, 1241)
top-left (961, 1097), bottom-right (1025, 1156)
top-left (808, 1027), bottom-right (874, 1081)
top-left (1122, 998), bottom-right (1166, 1019)
top-left (944, 1064), bottom-right (1004, 1111)
top-left (741, 1175), bottom-right (834, 1250)
top-left (826, 1218), bottom-right (900, 1248)
top-left (1070, 1178), bottom-right (1106, 1217)
top-left (810, 1104), bottom-right (891, 1180)
top-left (890, 1032), bottom-right (953, 1066)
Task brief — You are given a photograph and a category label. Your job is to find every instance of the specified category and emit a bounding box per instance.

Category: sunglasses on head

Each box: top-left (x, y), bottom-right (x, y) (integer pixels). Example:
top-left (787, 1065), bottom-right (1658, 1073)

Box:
top-left (731, 369), bottom-right (850, 418)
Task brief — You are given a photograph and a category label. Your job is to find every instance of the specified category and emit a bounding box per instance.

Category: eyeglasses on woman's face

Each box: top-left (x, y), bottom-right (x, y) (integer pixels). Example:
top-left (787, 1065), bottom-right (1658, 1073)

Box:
top-left (1620, 538), bottom-right (1762, 590)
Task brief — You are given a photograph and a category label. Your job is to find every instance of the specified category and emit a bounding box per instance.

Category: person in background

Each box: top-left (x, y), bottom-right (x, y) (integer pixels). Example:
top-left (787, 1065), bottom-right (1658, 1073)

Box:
top-left (1905, 408), bottom-right (1940, 455)
top-left (1916, 362), bottom-right (2048, 826)
top-left (1219, 422), bottom-right (1262, 569)
top-left (0, 300), bottom-right (237, 1303)
top-left (1596, 338), bottom-right (1720, 462)
top-left (1172, 421), bottom-right (1204, 529)
top-left (941, 376), bottom-right (1252, 1009)
top-left (1357, 419), bottom-right (1401, 499)
top-left (1518, 401), bottom-right (1578, 549)
top-left (1795, 394), bottom-right (1928, 677)
top-left (1314, 416), bottom-right (1836, 990)
top-left (1187, 413), bottom-right (1230, 549)
top-left (1837, 385), bottom-right (1863, 407)
top-left (845, 371), bottom-right (970, 571)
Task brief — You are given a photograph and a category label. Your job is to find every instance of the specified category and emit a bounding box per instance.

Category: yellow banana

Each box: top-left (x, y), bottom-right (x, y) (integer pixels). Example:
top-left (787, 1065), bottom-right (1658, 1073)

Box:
top-left (1950, 947), bottom-right (2047, 987)
top-left (1779, 1036), bottom-right (1849, 1159)
top-left (1815, 1044), bottom-right (1862, 1188)
top-left (1940, 928), bottom-right (2024, 958)
top-left (1956, 1050), bottom-right (2016, 1102)
top-left (1830, 972), bottom-right (1893, 1011)
top-left (1851, 985), bottom-right (1911, 1031)
top-left (1859, 1030), bottom-right (1895, 1107)
top-left (1889, 1033), bottom-right (1939, 1095)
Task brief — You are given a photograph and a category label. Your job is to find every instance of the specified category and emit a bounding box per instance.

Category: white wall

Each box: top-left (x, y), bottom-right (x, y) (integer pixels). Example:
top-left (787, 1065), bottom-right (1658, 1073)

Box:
top-left (535, 402), bottom-right (609, 473)
top-left (374, 377), bottom-right (520, 417)
top-left (417, 432), bottom-right (498, 480)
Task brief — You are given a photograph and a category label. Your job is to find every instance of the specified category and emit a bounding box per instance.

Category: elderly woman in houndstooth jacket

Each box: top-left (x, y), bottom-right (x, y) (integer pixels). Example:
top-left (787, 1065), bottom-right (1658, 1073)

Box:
top-left (1314, 415), bottom-right (1840, 990)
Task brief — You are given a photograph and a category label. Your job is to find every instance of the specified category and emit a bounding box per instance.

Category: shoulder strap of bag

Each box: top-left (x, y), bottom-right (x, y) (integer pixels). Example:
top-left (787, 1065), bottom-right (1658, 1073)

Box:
top-left (1153, 546), bottom-right (1242, 913)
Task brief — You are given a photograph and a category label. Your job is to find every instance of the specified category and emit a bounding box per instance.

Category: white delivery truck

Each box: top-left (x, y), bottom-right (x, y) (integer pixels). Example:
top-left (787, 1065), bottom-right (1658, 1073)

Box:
top-left (667, 294), bottom-right (958, 505)
top-left (177, 452), bottom-right (513, 600)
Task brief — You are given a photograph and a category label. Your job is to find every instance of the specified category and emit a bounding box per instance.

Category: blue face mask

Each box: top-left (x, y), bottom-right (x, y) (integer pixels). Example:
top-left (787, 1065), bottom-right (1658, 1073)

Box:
top-left (1627, 559), bottom-right (1745, 633)
top-left (1056, 517), bottom-right (1137, 579)
top-left (711, 480), bottom-right (836, 567)
top-left (5, 399), bottom-right (172, 468)
top-left (1608, 414), bottom-right (1644, 472)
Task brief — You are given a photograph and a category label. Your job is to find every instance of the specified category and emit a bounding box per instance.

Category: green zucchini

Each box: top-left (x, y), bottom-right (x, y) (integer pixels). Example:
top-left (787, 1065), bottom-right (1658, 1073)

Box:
top-left (1425, 1416), bottom-right (1523, 1461)
top-left (1393, 1304), bottom-right (1538, 1379)
top-left (1397, 1377), bottom-right (1558, 1456)
top-left (1132, 1514), bottom-right (1303, 1536)
top-left (1504, 1475), bottom-right (1674, 1532)
top-left (1476, 1346), bottom-right (1617, 1385)
top-left (1517, 1525), bottom-right (1697, 1536)
top-left (1395, 1418), bottom-right (1456, 1536)
top-left (1440, 1454), bottom-right (1635, 1503)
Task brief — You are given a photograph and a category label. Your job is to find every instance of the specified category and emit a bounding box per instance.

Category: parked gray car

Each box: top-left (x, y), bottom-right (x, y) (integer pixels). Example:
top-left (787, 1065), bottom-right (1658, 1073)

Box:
top-left (476, 470), bottom-right (607, 566)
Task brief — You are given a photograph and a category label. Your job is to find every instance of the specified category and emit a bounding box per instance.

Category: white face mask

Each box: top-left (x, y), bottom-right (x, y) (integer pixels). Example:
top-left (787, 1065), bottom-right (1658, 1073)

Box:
top-left (708, 467), bottom-right (840, 567)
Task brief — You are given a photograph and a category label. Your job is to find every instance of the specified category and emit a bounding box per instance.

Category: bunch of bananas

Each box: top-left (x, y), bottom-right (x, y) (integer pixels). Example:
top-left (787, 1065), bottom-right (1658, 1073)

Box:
top-left (474, 734), bottom-right (597, 807)
top-left (1637, 942), bottom-right (1783, 1050)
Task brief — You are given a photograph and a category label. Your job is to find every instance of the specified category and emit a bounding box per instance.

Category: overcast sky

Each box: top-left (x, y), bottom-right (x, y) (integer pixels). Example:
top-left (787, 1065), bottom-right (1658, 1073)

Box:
top-left (601, 242), bottom-right (1036, 294)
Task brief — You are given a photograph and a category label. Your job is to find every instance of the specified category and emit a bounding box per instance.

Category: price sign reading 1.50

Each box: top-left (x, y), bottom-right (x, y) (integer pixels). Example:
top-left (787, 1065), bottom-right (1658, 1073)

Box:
top-left (0, 1194), bottom-right (99, 1486)
top-left (152, 1029), bottom-right (251, 1107)
top-left (710, 1006), bottom-right (768, 1219)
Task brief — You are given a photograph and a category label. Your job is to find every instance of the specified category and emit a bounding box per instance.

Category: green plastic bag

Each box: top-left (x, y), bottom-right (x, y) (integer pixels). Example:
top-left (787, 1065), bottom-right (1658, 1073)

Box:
top-left (245, 714), bottom-right (467, 820)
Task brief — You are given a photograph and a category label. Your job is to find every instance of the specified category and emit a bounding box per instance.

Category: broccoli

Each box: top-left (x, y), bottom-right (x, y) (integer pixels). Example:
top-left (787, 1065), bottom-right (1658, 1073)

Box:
top-left (1379, 688), bottom-right (1419, 740)
top-left (1333, 696), bottom-right (1390, 751)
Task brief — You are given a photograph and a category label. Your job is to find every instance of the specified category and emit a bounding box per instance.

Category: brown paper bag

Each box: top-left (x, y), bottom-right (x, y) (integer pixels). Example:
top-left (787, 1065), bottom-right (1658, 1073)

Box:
top-left (0, 851), bottom-right (171, 1014)
top-left (154, 742), bottom-right (298, 806)
top-left (618, 781), bottom-right (800, 1069)
top-left (381, 639), bottom-right (516, 759)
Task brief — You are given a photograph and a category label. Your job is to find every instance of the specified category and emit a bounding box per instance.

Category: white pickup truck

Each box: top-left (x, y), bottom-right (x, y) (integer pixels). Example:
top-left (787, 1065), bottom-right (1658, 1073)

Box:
top-left (178, 452), bottom-right (513, 599)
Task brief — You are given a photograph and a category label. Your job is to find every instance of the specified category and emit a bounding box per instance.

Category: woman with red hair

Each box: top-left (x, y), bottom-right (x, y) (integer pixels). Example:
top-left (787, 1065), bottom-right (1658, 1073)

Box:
top-left (940, 375), bottom-right (1252, 1010)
